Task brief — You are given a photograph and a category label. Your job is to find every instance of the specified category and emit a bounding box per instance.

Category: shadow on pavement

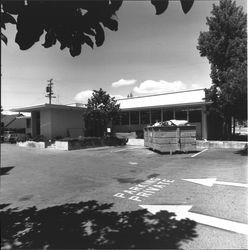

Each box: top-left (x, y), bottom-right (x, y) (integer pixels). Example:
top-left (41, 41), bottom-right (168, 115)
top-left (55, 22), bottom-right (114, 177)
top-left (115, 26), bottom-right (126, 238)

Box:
top-left (235, 145), bottom-right (248, 156)
top-left (115, 177), bottom-right (145, 184)
top-left (0, 166), bottom-right (15, 176)
top-left (1, 200), bottom-right (197, 249)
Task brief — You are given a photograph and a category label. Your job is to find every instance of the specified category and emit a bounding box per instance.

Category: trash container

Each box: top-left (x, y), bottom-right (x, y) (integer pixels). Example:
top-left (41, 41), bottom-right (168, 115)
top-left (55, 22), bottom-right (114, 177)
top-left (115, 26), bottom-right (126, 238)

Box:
top-left (144, 125), bottom-right (196, 153)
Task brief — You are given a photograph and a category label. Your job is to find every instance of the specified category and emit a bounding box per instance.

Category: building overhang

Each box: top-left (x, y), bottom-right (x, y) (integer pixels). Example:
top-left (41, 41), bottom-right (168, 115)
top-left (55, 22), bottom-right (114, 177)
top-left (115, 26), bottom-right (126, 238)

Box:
top-left (120, 102), bottom-right (212, 111)
top-left (11, 104), bottom-right (85, 113)
top-left (117, 88), bottom-right (210, 110)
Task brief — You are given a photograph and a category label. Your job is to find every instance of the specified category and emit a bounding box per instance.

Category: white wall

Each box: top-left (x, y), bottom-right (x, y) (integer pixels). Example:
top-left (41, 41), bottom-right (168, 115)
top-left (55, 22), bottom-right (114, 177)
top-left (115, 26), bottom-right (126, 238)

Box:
top-left (50, 109), bottom-right (85, 139)
top-left (40, 109), bottom-right (52, 139)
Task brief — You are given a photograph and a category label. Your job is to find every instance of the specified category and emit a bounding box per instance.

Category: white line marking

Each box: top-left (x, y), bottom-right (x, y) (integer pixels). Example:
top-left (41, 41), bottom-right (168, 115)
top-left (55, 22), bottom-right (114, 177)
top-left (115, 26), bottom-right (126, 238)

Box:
top-left (191, 148), bottom-right (208, 158)
top-left (183, 178), bottom-right (248, 188)
top-left (112, 146), bottom-right (144, 153)
top-left (140, 204), bottom-right (248, 235)
top-left (128, 162), bottom-right (138, 165)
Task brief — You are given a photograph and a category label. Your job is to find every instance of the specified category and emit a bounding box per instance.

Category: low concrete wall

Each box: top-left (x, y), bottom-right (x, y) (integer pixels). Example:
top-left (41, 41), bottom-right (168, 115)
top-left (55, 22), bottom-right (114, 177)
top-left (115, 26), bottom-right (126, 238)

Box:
top-left (17, 141), bottom-right (46, 149)
top-left (197, 140), bottom-right (247, 150)
top-left (54, 141), bottom-right (69, 150)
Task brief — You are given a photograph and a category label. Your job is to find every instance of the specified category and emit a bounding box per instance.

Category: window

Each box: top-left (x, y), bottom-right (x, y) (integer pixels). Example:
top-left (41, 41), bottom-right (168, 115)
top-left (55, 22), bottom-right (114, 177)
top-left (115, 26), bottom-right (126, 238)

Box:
top-left (26, 118), bottom-right (31, 128)
top-left (121, 112), bottom-right (129, 125)
top-left (112, 114), bottom-right (121, 125)
top-left (151, 109), bottom-right (161, 124)
top-left (163, 110), bottom-right (174, 121)
top-left (189, 110), bottom-right (201, 122)
top-left (130, 111), bottom-right (139, 125)
top-left (140, 110), bottom-right (150, 124)
top-left (175, 109), bottom-right (187, 120)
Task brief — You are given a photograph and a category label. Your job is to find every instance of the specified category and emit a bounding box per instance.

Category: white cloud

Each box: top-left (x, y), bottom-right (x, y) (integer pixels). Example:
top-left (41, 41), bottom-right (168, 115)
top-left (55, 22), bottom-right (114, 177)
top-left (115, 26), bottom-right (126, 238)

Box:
top-left (112, 79), bottom-right (137, 88)
top-left (74, 90), bottom-right (93, 104)
top-left (133, 80), bottom-right (187, 95)
top-left (111, 94), bottom-right (126, 100)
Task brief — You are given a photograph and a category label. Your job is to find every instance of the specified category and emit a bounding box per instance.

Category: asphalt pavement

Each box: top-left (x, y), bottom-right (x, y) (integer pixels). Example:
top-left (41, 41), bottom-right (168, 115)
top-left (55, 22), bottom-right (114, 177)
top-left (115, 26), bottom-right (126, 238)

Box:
top-left (1, 143), bottom-right (248, 249)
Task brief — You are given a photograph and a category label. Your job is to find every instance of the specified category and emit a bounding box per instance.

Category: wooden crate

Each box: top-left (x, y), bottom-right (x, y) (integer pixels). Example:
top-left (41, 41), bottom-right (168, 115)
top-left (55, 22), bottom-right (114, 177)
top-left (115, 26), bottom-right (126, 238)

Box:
top-left (144, 126), bottom-right (196, 153)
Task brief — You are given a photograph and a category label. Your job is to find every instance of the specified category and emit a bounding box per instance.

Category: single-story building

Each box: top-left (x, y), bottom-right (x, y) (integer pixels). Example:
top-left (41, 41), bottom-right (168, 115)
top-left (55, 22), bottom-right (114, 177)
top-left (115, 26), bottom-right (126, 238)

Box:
top-left (1, 113), bottom-right (31, 134)
top-left (113, 89), bottom-right (212, 139)
top-left (12, 89), bottom-right (222, 140)
top-left (12, 104), bottom-right (85, 139)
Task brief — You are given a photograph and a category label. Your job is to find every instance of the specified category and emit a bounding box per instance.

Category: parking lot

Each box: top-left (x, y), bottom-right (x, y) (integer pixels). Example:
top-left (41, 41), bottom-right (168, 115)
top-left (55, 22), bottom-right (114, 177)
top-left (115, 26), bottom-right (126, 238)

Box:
top-left (1, 143), bottom-right (248, 249)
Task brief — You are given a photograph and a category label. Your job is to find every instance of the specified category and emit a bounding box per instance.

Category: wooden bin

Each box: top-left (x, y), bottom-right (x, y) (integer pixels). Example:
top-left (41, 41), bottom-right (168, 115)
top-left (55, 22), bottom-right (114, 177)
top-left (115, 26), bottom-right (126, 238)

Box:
top-left (144, 126), bottom-right (196, 153)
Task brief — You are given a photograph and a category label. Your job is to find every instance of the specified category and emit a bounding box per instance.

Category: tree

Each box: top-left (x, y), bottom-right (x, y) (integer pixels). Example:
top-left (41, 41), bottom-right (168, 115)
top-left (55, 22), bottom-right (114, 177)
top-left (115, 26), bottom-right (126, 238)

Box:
top-left (197, 0), bottom-right (247, 139)
top-left (1, 0), bottom-right (194, 57)
top-left (85, 88), bottom-right (120, 137)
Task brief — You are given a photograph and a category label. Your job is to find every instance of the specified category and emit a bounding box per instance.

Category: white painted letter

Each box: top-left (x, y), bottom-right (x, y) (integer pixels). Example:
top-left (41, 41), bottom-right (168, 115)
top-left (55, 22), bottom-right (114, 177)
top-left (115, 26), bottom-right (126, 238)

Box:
top-left (114, 193), bottom-right (126, 198)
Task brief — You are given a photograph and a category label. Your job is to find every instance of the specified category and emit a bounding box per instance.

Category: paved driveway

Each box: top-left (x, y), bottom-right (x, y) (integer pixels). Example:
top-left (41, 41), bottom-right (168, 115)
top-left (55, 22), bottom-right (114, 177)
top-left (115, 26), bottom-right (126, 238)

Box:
top-left (1, 143), bottom-right (247, 249)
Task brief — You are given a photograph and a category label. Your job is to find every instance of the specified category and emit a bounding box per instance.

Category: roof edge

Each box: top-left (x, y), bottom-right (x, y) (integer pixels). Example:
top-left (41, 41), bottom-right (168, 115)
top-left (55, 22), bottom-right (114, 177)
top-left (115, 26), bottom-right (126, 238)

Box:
top-left (117, 88), bottom-right (205, 101)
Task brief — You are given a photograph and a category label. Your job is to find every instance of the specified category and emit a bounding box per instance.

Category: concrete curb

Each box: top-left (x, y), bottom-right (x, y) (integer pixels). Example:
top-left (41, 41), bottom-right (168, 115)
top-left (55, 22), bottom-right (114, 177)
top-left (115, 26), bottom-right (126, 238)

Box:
top-left (127, 139), bottom-right (247, 150)
top-left (197, 140), bottom-right (247, 150)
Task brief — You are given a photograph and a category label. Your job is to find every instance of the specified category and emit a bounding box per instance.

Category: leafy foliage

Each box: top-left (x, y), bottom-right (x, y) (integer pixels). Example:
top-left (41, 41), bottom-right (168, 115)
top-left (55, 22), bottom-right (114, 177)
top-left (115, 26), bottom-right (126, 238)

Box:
top-left (1, 0), bottom-right (194, 56)
top-left (197, 0), bottom-right (247, 138)
top-left (85, 88), bottom-right (120, 136)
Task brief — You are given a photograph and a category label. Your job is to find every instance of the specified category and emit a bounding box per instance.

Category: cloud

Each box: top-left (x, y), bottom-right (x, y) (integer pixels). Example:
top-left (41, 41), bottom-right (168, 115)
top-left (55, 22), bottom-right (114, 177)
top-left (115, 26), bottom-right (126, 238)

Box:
top-left (74, 90), bottom-right (93, 103)
top-left (111, 94), bottom-right (126, 100)
top-left (133, 80), bottom-right (188, 95)
top-left (112, 79), bottom-right (137, 88)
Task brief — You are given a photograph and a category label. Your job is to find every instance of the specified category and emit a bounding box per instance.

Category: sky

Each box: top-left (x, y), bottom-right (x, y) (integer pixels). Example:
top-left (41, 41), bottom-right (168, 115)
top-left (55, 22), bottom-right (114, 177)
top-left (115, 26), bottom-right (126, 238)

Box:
top-left (1, 0), bottom-right (247, 112)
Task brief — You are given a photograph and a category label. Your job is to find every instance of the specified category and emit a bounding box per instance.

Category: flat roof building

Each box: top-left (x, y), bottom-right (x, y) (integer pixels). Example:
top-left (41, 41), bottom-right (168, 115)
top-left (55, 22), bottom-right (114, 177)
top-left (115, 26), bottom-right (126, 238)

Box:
top-left (113, 89), bottom-right (211, 139)
top-left (12, 89), bottom-right (220, 140)
top-left (12, 104), bottom-right (85, 139)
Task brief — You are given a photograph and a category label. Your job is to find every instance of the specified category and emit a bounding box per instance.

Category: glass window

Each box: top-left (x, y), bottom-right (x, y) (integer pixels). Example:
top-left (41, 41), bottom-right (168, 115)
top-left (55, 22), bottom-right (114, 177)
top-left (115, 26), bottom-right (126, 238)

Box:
top-left (151, 109), bottom-right (161, 124)
top-left (140, 110), bottom-right (150, 124)
top-left (189, 110), bottom-right (201, 122)
top-left (121, 112), bottom-right (129, 125)
top-left (163, 110), bottom-right (174, 121)
top-left (130, 111), bottom-right (139, 125)
top-left (112, 114), bottom-right (121, 125)
top-left (175, 109), bottom-right (187, 120)
top-left (26, 118), bottom-right (31, 128)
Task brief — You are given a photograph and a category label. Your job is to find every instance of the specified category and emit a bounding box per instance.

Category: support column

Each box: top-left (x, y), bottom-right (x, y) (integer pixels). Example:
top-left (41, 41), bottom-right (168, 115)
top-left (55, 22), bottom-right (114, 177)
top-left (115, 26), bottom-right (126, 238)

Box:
top-left (201, 105), bottom-right (208, 140)
top-left (128, 111), bottom-right (131, 127)
top-left (187, 107), bottom-right (189, 122)
top-left (149, 109), bottom-right (151, 125)
top-left (161, 108), bottom-right (163, 121)
top-left (31, 111), bottom-right (38, 137)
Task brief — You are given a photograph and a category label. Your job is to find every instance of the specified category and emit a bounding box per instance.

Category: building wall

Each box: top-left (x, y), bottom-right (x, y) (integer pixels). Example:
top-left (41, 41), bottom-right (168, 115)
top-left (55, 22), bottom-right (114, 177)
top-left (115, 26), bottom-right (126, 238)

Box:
top-left (112, 105), bottom-right (207, 139)
top-left (50, 109), bottom-right (85, 139)
top-left (31, 111), bottom-right (40, 137)
top-left (5, 119), bottom-right (25, 129)
top-left (40, 109), bottom-right (52, 139)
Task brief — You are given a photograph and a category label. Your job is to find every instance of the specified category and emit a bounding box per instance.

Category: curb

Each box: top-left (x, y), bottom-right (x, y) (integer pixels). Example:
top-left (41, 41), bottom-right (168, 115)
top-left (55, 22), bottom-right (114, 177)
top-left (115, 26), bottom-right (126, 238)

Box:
top-left (196, 140), bottom-right (247, 150)
top-left (127, 139), bottom-right (247, 150)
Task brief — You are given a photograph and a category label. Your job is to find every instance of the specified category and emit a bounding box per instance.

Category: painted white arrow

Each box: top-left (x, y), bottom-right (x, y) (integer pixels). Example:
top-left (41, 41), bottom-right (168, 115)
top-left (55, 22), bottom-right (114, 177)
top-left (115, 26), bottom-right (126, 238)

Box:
top-left (182, 178), bottom-right (248, 188)
top-left (139, 205), bottom-right (248, 235)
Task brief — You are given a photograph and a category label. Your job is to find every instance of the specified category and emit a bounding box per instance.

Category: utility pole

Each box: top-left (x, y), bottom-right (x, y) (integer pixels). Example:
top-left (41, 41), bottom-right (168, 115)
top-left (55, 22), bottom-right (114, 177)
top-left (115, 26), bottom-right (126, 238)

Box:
top-left (45, 79), bottom-right (56, 104)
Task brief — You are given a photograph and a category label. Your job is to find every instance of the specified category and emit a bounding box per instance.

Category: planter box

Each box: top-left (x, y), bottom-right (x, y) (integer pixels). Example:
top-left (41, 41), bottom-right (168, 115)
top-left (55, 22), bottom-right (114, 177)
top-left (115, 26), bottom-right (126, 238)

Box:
top-left (17, 141), bottom-right (46, 149)
top-left (144, 126), bottom-right (196, 153)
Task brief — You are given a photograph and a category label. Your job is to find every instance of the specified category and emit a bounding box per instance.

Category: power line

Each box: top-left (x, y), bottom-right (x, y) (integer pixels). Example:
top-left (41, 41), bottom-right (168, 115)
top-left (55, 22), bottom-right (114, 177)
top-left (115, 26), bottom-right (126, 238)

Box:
top-left (45, 79), bottom-right (56, 104)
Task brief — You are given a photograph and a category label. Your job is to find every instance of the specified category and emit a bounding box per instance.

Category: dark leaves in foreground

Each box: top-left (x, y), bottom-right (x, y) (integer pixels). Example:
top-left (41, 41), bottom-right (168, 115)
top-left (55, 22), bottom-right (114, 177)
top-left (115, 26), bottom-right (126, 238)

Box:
top-left (1, 0), bottom-right (194, 56)
top-left (151, 0), bottom-right (194, 15)
top-left (1, 200), bottom-right (197, 249)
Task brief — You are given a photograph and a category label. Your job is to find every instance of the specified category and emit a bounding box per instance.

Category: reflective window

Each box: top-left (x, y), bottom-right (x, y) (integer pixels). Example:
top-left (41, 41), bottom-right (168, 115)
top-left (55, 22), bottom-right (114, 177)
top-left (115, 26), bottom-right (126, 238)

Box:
top-left (175, 109), bottom-right (187, 120)
top-left (130, 111), bottom-right (139, 125)
top-left (189, 110), bottom-right (201, 122)
top-left (121, 112), bottom-right (129, 125)
top-left (140, 110), bottom-right (150, 124)
top-left (112, 114), bottom-right (121, 125)
top-left (163, 110), bottom-right (174, 121)
top-left (151, 109), bottom-right (161, 123)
